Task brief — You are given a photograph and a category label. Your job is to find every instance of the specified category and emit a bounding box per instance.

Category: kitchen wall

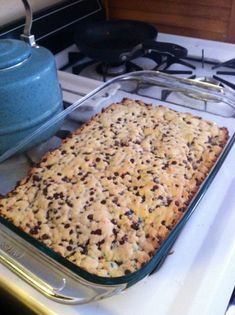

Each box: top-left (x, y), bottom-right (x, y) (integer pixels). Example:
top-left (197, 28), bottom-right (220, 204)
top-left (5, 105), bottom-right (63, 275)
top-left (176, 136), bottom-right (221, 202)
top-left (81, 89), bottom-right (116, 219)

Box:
top-left (106, 0), bottom-right (235, 43)
top-left (0, 0), bottom-right (65, 26)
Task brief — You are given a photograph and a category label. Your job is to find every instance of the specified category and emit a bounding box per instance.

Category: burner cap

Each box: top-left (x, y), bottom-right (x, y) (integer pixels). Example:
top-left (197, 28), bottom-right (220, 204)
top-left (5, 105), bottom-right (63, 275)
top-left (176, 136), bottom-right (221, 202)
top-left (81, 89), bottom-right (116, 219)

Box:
top-left (96, 63), bottom-right (127, 76)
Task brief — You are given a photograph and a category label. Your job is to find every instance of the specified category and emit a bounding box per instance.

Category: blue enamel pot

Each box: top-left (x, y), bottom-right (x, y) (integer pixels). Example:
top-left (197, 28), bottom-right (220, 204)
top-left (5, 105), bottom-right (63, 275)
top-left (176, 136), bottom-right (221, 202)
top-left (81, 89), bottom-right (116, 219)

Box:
top-left (0, 39), bottom-right (63, 155)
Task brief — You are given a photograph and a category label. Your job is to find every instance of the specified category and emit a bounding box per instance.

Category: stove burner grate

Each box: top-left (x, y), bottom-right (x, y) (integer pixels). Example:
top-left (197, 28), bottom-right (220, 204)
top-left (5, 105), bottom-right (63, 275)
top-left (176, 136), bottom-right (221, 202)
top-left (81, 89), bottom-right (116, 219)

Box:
top-left (212, 58), bottom-right (235, 70)
top-left (68, 48), bottom-right (197, 81)
top-left (63, 48), bottom-right (235, 90)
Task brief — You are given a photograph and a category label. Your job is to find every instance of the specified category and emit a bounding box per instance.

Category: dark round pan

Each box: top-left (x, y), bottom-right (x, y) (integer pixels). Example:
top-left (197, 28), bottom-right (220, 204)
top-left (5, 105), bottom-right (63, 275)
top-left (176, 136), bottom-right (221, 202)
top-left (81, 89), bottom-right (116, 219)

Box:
top-left (74, 20), bottom-right (157, 64)
top-left (74, 20), bottom-right (187, 64)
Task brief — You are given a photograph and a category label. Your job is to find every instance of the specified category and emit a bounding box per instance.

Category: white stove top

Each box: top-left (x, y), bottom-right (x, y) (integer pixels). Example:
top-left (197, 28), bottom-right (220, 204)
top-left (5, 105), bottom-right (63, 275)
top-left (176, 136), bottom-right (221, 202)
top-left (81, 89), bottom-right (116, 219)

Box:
top-left (157, 33), bottom-right (235, 62)
top-left (56, 32), bottom-right (235, 90)
top-left (1, 33), bottom-right (235, 315)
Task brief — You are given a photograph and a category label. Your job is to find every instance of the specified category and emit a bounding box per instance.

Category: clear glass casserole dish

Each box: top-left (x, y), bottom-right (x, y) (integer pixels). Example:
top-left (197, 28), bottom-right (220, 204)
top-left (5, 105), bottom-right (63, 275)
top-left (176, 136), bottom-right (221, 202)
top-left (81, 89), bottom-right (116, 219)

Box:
top-left (0, 71), bottom-right (235, 304)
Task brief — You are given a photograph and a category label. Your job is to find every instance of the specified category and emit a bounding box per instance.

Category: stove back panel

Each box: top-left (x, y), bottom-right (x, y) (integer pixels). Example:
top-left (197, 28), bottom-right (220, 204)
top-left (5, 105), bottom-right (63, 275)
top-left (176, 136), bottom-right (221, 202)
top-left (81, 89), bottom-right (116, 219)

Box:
top-left (0, 0), bottom-right (105, 54)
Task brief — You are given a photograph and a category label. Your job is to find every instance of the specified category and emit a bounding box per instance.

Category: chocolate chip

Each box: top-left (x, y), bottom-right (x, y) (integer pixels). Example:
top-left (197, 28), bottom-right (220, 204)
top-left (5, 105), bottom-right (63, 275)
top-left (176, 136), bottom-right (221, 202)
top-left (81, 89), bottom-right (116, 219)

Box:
top-left (131, 222), bottom-right (139, 230)
top-left (101, 199), bottom-right (106, 204)
top-left (112, 197), bottom-right (118, 204)
top-left (46, 210), bottom-right (51, 220)
top-left (66, 200), bottom-right (73, 207)
top-left (162, 163), bottom-right (169, 170)
top-left (97, 239), bottom-right (105, 250)
top-left (91, 229), bottom-right (102, 235)
top-left (53, 192), bottom-right (63, 200)
top-left (124, 269), bottom-right (131, 275)
top-left (119, 234), bottom-right (128, 245)
top-left (153, 177), bottom-right (159, 184)
top-left (32, 175), bottom-right (41, 182)
top-left (30, 226), bottom-right (39, 235)
top-left (41, 233), bottom-right (50, 240)
top-left (165, 198), bottom-right (172, 206)
top-left (124, 209), bottom-right (134, 217)
top-left (80, 245), bottom-right (88, 255)
top-left (113, 228), bottom-right (118, 236)
top-left (87, 214), bottom-right (93, 221)
top-left (62, 176), bottom-right (70, 183)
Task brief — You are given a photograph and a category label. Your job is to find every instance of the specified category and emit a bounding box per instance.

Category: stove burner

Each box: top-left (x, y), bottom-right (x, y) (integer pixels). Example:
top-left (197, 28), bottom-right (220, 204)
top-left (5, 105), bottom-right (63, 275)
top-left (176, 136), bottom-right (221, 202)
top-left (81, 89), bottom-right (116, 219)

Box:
top-left (95, 51), bottom-right (196, 81)
top-left (95, 60), bottom-right (146, 81)
top-left (96, 62), bottom-right (128, 76)
top-left (68, 46), bottom-right (197, 81)
top-left (64, 47), bottom-right (235, 90)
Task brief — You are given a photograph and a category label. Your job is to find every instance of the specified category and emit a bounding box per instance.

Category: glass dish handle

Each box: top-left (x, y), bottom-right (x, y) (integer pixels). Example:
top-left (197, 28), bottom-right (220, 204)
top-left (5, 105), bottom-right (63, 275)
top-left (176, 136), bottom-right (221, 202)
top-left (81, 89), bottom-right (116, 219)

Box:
top-left (0, 225), bottom-right (126, 304)
top-left (130, 71), bottom-right (235, 109)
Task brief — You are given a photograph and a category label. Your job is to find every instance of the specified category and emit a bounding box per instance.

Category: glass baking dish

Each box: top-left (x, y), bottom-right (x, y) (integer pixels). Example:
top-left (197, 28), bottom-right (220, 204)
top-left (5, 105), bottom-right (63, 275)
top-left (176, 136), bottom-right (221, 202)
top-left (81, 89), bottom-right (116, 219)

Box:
top-left (0, 71), bottom-right (235, 304)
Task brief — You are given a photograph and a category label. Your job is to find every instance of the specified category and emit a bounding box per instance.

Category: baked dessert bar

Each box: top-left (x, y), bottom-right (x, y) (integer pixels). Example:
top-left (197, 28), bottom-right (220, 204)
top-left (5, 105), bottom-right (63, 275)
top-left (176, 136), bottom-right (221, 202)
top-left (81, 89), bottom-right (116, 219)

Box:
top-left (0, 98), bottom-right (228, 277)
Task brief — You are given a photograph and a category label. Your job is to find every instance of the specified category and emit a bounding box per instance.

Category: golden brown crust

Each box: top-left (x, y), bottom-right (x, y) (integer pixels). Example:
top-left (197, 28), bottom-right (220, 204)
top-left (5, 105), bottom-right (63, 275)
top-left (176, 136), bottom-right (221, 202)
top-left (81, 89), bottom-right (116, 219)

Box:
top-left (0, 98), bottom-right (228, 277)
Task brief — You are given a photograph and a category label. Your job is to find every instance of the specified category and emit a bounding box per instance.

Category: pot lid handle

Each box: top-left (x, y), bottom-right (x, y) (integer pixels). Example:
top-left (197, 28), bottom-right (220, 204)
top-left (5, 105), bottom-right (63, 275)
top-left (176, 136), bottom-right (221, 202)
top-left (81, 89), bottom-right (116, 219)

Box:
top-left (20, 0), bottom-right (37, 47)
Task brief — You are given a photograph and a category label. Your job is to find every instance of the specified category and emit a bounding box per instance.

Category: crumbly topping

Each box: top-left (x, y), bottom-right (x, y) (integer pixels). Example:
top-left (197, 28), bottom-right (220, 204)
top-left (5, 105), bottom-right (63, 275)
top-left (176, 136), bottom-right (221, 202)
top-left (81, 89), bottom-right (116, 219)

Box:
top-left (0, 98), bottom-right (228, 277)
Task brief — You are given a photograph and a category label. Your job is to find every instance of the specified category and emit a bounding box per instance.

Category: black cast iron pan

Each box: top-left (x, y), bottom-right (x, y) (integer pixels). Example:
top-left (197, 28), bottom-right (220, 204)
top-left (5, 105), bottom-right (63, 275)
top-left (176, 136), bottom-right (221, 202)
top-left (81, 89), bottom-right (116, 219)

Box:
top-left (74, 20), bottom-right (187, 64)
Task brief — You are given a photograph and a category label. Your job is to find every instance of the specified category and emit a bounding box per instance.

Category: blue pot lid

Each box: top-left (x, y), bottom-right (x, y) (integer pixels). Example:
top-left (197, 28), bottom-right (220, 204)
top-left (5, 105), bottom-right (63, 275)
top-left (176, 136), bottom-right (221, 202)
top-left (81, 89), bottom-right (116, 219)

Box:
top-left (0, 39), bottom-right (31, 70)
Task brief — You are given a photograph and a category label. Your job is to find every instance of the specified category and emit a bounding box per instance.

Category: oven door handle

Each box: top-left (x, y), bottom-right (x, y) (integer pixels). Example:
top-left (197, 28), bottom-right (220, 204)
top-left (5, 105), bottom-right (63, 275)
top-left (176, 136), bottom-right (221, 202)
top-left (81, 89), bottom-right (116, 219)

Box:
top-left (0, 224), bottom-right (126, 304)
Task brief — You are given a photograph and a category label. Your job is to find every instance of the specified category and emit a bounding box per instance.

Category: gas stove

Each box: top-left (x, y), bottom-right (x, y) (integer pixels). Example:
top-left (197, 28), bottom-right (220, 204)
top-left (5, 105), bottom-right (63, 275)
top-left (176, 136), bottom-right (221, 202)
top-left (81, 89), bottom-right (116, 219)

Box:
top-left (57, 33), bottom-right (235, 91)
